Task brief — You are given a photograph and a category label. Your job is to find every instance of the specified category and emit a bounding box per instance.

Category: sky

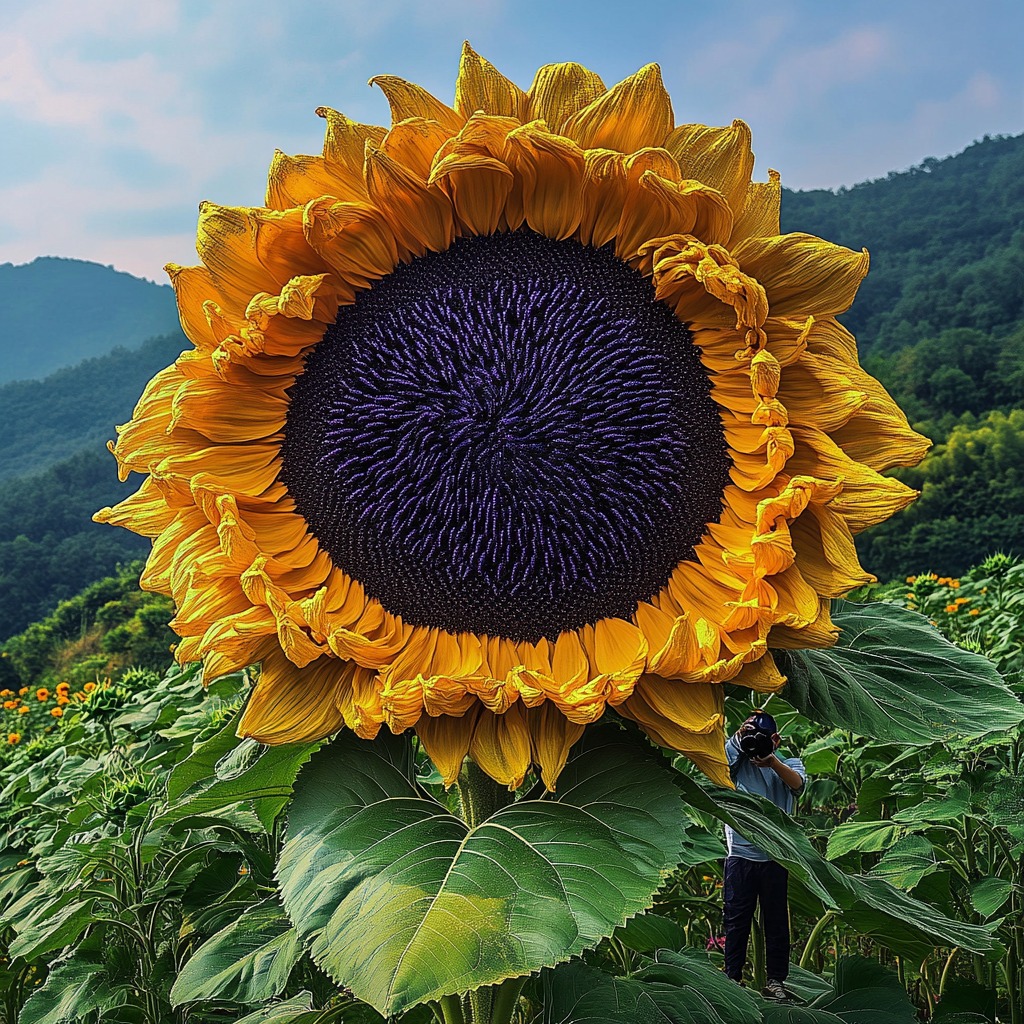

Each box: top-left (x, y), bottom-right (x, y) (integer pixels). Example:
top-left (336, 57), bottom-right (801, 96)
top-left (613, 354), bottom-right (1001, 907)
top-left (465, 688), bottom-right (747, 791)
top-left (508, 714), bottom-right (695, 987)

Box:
top-left (1, 0), bottom-right (1021, 282)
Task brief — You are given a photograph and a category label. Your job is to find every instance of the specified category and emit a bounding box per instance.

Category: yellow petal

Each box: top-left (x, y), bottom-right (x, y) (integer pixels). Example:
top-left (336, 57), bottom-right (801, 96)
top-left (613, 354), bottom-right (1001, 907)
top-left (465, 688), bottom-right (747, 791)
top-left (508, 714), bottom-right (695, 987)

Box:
top-left (733, 233), bottom-right (870, 318)
top-left (528, 703), bottom-right (584, 791)
top-left (316, 107), bottom-right (387, 180)
top-left (382, 118), bottom-right (452, 180)
top-left (562, 63), bottom-right (673, 152)
top-left (527, 61), bottom-right (606, 135)
top-left (504, 122), bottom-right (585, 239)
top-left (455, 42), bottom-right (530, 121)
top-left (430, 151), bottom-right (514, 236)
top-left (364, 144), bottom-right (455, 257)
top-left (730, 169), bottom-right (781, 245)
top-left (237, 648), bottom-right (349, 744)
top-left (617, 173), bottom-right (733, 257)
top-left (664, 120), bottom-right (754, 219)
top-left (416, 709), bottom-right (481, 787)
top-left (730, 650), bottom-right (787, 694)
top-left (618, 683), bottom-right (731, 787)
top-left (469, 703), bottom-right (532, 790)
top-left (791, 502), bottom-right (875, 597)
top-left (266, 150), bottom-right (362, 210)
top-left (303, 199), bottom-right (399, 286)
top-left (369, 74), bottom-right (463, 134)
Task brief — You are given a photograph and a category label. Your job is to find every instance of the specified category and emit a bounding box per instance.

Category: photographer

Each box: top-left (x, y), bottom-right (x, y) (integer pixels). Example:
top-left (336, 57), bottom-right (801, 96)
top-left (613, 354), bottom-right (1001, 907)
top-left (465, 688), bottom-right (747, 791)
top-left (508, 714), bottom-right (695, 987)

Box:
top-left (723, 708), bottom-right (806, 1001)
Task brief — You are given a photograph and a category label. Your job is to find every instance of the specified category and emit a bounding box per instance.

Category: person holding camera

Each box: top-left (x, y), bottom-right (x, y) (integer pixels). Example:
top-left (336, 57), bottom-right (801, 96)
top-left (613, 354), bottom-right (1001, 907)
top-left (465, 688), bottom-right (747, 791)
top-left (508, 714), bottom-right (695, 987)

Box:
top-left (723, 708), bottom-right (807, 1001)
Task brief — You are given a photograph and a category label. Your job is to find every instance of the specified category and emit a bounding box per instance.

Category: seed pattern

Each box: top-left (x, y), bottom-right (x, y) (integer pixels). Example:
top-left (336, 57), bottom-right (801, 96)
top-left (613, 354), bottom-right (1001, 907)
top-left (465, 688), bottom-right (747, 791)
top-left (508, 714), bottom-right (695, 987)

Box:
top-left (281, 230), bottom-right (731, 642)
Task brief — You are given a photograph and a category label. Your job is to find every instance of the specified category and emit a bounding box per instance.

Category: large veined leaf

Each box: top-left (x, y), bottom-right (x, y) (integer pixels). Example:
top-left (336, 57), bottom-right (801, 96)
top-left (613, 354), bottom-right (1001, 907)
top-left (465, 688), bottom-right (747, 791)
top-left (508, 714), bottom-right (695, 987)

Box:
top-left (970, 876), bottom-right (1013, 919)
top-left (277, 727), bottom-right (687, 1015)
top-left (160, 715), bottom-right (321, 832)
top-left (542, 951), bottom-right (761, 1024)
top-left (826, 821), bottom-right (904, 860)
top-left (674, 773), bottom-right (1000, 960)
top-left (613, 912), bottom-right (687, 953)
top-left (763, 956), bottom-right (917, 1024)
top-left (6, 890), bottom-right (96, 960)
top-left (170, 898), bottom-right (302, 1006)
top-left (18, 940), bottom-right (118, 1024)
top-left (869, 836), bottom-right (939, 890)
top-left (776, 601), bottom-right (1024, 744)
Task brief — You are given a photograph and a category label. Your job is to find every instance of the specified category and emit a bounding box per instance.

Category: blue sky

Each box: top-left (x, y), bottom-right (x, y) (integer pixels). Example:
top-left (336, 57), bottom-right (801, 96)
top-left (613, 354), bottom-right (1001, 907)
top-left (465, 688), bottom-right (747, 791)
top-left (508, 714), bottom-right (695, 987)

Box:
top-left (1, 0), bottom-right (1021, 281)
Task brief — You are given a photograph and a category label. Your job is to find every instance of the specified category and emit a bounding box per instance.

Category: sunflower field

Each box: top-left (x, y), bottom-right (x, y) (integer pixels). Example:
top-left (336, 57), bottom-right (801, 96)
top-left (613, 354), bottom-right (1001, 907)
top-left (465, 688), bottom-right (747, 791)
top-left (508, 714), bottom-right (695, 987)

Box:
top-left (2, 45), bottom-right (1024, 1024)
top-left (0, 553), bottom-right (1020, 1023)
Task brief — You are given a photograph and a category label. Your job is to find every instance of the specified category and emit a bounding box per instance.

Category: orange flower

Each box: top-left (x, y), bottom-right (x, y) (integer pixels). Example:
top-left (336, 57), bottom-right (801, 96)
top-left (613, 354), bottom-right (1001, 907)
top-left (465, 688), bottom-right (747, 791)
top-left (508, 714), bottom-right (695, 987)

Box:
top-left (36, 688), bottom-right (49, 702)
top-left (7, 732), bottom-right (19, 745)
top-left (50, 707), bottom-right (63, 719)
top-left (3, 700), bottom-right (18, 710)
top-left (18, 687), bottom-right (28, 696)
top-left (944, 604), bottom-right (958, 614)
top-left (969, 608), bottom-right (980, 616)
top-left (0, 689), bottom-right (11, 698)
top-left (56, 695), bottom-right (70, 706)
top-left (83, 682), bottom-right (97, 693)
top-left (18, 706), bottom-right (29, 715)
top-left (56, 682), bottom-right (70, 696)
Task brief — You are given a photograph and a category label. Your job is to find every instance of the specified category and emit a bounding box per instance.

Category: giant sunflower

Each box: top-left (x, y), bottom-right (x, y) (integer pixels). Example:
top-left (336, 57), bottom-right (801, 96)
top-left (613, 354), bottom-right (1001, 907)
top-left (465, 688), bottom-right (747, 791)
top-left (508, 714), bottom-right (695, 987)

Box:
top-left (97, 45), bottom-right (927, 791)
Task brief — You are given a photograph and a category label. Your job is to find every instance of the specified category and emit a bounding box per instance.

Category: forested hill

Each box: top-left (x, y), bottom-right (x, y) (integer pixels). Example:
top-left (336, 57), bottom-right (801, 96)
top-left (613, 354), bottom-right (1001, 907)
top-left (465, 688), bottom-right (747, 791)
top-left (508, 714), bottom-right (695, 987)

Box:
top-left (0, 333), bottom-right (185, 480)
top-left (0, 257), bottom-right (181, 384)
top-left (782, 132), bottom-right (1024, 357)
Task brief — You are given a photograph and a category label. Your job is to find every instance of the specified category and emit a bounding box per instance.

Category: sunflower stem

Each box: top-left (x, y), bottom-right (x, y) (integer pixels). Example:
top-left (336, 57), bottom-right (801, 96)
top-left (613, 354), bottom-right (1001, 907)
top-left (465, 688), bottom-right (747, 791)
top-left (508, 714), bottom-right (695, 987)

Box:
top-left (457, 758), bottom-right (513, 829)
top-left (489, 976), bottom-right (527, 1024)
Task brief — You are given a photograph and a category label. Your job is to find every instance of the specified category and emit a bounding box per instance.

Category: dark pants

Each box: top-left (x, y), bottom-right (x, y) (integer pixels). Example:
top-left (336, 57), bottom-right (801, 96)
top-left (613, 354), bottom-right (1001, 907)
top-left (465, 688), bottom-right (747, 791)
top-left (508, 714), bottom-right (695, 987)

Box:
top-left (723, 856), bottom-right (790, 982)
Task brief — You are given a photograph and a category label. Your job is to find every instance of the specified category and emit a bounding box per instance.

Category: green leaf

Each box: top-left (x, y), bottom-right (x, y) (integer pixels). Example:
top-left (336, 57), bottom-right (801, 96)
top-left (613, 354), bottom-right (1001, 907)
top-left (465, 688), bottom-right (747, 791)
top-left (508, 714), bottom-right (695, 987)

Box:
top-left (7, 890), bottom-right (96, 961)
top-left (232, 993), bottom-right (342, 1024)
top-left (892, 783), bottom-right (971, 824)
top-left (673, 773), bottom-right (1000, 960)
top-left (763, 957), bottom-right (917, 1024)
top-left (18, 942), bottom-right (118, 1024)
top-left (970, 876), bottom-right (1013, 918)
top-left (543, 951), bottom-right (761, 1024)
top-left (613, 912), bottom-right (687, 953)
top-left (170, 898), bottom-right (302, 1006)
top-left (161, 715), bottom-right (320, 832)
top-left (776, 601), bottom-right (1024, 744)
top-left (826, 821), bottom-right (904, 860)
top-left (277, 726), bottom-right (687, 1015)
top-left (870, 836), bottom-right (938, 890)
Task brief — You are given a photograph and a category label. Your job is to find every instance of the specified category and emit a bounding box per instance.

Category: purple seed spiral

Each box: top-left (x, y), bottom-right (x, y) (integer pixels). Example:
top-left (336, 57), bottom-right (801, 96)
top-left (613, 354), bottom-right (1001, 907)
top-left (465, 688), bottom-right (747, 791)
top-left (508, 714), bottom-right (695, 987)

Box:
top-left (281, 230), bottom-right (731, 642)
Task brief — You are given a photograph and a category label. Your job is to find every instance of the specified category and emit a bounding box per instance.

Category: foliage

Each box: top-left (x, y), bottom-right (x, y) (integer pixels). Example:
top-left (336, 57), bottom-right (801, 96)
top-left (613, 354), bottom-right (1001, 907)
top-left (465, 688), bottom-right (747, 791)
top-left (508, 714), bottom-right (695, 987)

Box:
top-left (0, 562), bottom-right (174, 702)
top-left (0, 333), bottom-right (186, 481)
top-left (855, 409), bottom-right (1024, 580)
top-left (0, 257), bottom-right (181, 386)
top-left (0, 552), bottom-right (1021, 1024)
top-left (0, 453), bottom-right (151, 640)
top-left (782, 132), bottom-right (1024, 358)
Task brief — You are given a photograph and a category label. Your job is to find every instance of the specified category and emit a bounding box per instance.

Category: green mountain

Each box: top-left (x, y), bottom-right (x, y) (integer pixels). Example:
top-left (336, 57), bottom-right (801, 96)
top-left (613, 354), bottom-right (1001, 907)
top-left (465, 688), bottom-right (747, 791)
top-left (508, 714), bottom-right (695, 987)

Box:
top-left (781, 132), bottom-right (1024, 358)
top-left (0, 257), bottom-right (182, 384)
top-left (0, 332), bottom-right (186, 481)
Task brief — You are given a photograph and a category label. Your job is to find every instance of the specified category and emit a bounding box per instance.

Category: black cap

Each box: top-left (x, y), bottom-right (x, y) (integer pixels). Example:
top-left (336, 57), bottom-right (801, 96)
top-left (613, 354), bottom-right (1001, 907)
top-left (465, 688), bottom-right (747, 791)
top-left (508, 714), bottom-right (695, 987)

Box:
top-left (746, 709), bottom-right (778, 734)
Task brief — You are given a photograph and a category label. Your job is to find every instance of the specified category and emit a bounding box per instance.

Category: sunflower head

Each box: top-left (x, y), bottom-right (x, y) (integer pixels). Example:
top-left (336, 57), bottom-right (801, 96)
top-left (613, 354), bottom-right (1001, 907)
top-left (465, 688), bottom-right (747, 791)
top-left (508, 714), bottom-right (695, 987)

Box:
top-left (96, 43), bottom-right (927, 791)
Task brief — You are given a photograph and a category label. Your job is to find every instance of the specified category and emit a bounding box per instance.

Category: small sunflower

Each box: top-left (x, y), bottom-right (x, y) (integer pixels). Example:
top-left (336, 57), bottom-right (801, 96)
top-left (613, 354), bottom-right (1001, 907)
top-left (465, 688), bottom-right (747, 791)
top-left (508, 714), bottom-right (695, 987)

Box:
top-left (97, 45), bottom-right (927, 790)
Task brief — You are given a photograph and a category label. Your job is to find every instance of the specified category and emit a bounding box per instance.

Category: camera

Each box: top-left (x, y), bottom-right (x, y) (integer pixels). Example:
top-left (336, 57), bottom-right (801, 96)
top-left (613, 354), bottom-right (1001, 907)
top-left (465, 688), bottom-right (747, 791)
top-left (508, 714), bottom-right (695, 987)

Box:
top-left (739, 729), bottom-right (775, 759)
top-left (738, 709), bottom-right (777, 760)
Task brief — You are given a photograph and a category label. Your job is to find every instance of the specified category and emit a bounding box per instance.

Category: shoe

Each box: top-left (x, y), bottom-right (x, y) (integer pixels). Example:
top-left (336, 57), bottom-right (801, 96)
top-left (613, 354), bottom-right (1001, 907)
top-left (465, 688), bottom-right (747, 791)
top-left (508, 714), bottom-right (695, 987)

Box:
top-left (762, 979), bottom-right (790, 1001)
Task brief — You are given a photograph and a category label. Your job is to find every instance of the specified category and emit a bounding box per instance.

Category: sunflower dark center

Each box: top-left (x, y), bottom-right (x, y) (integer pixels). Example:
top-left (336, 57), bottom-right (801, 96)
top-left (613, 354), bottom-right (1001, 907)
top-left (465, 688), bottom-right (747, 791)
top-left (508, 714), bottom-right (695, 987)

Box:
top-left (280, 230), bottom-right (731, 643)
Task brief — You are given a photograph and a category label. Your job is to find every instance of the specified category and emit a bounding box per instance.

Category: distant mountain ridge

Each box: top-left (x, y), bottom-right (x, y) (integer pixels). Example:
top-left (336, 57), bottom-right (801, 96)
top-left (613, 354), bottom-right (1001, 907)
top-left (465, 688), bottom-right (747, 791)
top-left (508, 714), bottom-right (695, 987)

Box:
top-left (782, 132), bottom-right (1024, 355)
top-left (0, 256), bottom-right (182, 384)
top-left (0, 333), bottom-right (187, 480)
